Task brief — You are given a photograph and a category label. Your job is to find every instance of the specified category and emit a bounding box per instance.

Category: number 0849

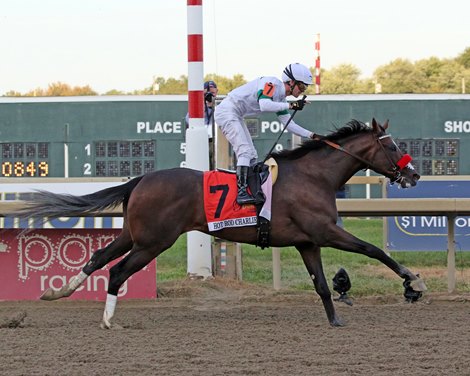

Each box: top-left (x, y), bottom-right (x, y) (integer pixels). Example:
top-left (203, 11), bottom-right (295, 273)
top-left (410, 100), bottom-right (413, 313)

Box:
top-left (1, 161), bottom-right (49, 177)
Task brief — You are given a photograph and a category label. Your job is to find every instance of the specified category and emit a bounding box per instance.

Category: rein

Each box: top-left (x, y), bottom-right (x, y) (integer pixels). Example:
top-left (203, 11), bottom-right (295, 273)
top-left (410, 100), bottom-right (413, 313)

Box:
top-left (318, 135), bottom-right (412, 184)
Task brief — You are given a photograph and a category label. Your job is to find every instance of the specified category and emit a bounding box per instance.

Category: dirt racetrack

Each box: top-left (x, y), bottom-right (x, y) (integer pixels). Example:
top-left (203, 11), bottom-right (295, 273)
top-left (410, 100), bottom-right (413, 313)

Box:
top-left (1, 279), bottom-right (470, 376)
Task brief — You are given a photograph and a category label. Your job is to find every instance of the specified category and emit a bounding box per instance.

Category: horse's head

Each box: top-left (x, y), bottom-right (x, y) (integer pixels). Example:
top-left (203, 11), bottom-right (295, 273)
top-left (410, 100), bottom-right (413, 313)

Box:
top-left (369, 118), bottom-right (420, 188)
top-left (271, 118), bottom-right (420, 189)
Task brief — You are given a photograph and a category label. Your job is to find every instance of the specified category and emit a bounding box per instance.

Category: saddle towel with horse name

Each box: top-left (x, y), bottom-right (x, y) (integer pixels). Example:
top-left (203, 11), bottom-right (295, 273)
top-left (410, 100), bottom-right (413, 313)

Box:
top-left (203, 159), bottom-right (277, 232)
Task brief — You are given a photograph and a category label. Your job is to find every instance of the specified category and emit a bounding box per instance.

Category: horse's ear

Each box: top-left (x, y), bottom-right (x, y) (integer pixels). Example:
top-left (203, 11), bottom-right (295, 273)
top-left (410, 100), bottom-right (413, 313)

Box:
top-left (371, 118), bottom-right (379, 131)
top-left (371, 118), bottom-right (388, 132)
top-left (383, 119), bottom-right (389, 130)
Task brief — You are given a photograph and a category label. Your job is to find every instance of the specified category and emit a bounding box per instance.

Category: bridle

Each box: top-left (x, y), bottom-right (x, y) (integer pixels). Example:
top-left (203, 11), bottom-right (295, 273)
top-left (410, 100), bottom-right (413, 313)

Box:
top-left (318, 134), bottom-right (413, 184)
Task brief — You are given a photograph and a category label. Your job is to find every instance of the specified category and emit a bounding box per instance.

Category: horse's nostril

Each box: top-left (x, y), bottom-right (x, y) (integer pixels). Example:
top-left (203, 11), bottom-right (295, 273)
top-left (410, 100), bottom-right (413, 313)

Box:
top-left (414, 174), bottom-right (421, 181)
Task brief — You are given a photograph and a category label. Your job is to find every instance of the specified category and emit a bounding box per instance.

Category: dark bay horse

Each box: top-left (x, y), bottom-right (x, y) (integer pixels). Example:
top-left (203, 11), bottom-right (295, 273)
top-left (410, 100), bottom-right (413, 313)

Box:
top-left (16, 119), bottom-right (425, 328)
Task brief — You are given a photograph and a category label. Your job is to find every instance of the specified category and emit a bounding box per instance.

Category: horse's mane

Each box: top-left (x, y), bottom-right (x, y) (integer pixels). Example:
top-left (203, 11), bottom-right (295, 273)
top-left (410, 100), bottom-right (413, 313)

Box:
top-left (271, 119), bottom-right (370, 160)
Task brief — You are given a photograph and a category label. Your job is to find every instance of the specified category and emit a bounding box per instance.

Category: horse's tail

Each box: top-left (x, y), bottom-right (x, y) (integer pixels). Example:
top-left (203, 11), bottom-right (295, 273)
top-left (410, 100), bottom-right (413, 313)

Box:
top-left (16, 176), bottom-right (144, 219)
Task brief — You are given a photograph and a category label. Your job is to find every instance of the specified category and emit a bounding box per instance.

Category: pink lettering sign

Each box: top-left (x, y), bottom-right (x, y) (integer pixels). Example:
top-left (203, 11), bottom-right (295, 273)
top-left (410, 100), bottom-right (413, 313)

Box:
top-left (0, 229), bottom-right (156, 301)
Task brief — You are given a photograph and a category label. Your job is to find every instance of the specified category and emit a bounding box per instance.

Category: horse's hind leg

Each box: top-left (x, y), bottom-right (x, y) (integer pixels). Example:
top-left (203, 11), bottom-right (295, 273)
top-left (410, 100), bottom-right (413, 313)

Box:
top-left (100, 244), bottom-right (164, 329)
top-left (40, 228), bottom-right (133, 301)
top-left (296, 244), bottom-right (344, 327)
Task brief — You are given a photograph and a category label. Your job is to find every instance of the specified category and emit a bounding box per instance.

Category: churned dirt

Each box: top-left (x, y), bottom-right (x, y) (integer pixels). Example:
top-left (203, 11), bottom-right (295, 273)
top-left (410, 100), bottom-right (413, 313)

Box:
top-left (1, 278), bottom-right (470, 376)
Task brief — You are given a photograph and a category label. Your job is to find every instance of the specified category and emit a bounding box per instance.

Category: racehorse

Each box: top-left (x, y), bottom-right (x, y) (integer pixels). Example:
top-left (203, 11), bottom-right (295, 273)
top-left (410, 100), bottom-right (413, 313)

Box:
top-left (15, 118), bottom-right (426, 328)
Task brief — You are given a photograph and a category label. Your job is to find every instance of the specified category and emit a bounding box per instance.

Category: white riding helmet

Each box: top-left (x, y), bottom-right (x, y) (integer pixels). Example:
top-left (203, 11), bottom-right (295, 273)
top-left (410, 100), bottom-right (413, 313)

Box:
top-left (282, 63), bottom-right (313, 85)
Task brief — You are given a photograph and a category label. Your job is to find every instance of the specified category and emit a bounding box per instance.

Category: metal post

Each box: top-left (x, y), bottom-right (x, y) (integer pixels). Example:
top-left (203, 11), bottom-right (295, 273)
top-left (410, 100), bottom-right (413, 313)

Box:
top-left (447, 215), bottom-right (456, 293)
top-left (272, 247), bottom-right (281, 290)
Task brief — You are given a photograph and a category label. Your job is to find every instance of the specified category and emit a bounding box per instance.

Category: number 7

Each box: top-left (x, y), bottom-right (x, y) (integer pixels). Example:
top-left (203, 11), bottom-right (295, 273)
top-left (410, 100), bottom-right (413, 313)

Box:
top-left (209, 184), bottom-right (229, 219)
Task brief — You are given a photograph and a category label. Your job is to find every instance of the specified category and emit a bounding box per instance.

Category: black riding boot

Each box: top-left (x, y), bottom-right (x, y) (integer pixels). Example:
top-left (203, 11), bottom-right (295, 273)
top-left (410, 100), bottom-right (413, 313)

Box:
top-left (236, 166), bottom-right (256, 205)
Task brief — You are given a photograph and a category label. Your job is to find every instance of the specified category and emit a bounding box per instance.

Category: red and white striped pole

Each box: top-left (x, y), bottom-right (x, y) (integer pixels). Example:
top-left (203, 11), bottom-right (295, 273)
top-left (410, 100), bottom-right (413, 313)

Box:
top-left (314, 33), bottom-right (321, 95)
top-left (187, 0), bottom-right (204, 128)
top-left (186, 0), bottom-right (212, 278)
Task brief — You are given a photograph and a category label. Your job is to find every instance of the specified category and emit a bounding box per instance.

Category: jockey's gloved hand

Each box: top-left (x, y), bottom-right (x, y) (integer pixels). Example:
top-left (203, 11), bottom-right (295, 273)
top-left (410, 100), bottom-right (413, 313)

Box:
top-left (290, 98), bottom-right (306, 111)
top-left (311, 133), bottom-right (325, 140)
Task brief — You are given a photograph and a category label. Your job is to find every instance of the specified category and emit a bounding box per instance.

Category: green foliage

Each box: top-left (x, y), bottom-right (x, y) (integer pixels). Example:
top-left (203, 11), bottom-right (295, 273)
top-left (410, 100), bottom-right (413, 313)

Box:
top-left (457, 47), bottom-right (470, 69)
top-left (156, 237), bottom-right (187, 282)
top-left (150, 75), bottom-right (188, 94)
top-left (414, 57), bottom-right (468, 93)
top-left (103, 89), bottom-right (127, 95)
top-left (375, 58), bottom-right (424, 93)
top-left (3, 90), bottom-right (23, 96)
top-left (320, 64), bottom-right (362, 94)
top-left (204, 73), bottom-right (247, 94)
top-left (4, 82), bottom-right (98, 97)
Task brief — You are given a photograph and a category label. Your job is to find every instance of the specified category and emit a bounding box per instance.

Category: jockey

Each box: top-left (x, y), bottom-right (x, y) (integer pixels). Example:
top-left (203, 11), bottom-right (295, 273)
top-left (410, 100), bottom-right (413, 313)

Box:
top-left (215, 63), bottom-right (316, 205)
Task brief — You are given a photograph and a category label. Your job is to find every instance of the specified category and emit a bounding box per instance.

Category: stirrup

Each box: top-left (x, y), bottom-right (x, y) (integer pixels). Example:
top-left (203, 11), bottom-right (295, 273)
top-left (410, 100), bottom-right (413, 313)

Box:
top-left (236, 190), bottom-right (257, 205)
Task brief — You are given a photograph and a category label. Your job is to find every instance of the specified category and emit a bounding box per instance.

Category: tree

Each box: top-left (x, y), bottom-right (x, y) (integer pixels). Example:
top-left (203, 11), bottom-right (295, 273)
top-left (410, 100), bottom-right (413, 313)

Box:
top-left (4, 90), bottom-right (24, 97)
top-left (103, 89), bottom-right (127, 95)
top-left (354, 78), bottom-right (376, 94)
top-left (146, 73), bottom-right (247, 95)
top-left (71, 85), bottom-right (97, 96)
top-left (414, 57), bottom-right (469, 93)
top-left (24, 88), bottom-right (46, 96)
top-left (3, 83), bottom-right (97, 97)
top-left (374, 59), bottom-right (425, 93)
top-left (148, 75), bottom-right (187, 94)
top-left (204, 73), bottom-right (247, 94)
top-left (433, 59), bottom-right (467, 93)
top-left (47, 82), bottom-right (74, 96)
top-left (414, 57), bottom-right (445, 92)
top-left (5, 46), bottom-right (470, 96)
top-left (320, 64), bottom-right (363, 94)
top-left (457, 47), bottom-right (470, 69)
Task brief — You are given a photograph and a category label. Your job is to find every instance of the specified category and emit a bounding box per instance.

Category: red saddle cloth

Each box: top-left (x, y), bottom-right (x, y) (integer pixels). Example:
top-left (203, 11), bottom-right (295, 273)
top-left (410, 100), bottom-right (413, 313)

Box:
top-left (203, 170), bottom-right (257, 231)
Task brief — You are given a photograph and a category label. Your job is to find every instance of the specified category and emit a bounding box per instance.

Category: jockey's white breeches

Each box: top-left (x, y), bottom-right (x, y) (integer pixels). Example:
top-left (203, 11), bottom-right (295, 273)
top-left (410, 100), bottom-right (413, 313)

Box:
top-left (215, 99), bottom-right (257, 167)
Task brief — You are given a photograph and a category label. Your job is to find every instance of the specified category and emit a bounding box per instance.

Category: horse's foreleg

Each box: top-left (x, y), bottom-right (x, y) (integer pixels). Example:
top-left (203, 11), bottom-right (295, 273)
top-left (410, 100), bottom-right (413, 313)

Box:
top-left (40, 230), bottom-right (133, 301)
top-left (296, 244), bottom-right (345, 327)
top-left (325, 226), bottom-right (427, 293)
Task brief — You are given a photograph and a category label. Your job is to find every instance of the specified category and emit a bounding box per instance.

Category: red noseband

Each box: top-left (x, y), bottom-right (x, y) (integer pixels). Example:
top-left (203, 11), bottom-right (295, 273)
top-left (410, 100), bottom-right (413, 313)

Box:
top-left (396, 154), bottom-right (412, 170)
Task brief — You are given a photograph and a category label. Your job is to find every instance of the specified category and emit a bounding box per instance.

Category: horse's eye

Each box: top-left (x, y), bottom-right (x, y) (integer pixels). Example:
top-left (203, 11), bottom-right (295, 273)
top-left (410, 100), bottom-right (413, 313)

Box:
top-left (389, 144), bottom-right (397, 152)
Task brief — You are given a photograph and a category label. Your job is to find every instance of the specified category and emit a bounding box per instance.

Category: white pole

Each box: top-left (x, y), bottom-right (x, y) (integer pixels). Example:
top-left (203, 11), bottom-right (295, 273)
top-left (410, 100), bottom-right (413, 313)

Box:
top-left (186, 0), bottom-right (212, 279)
top-left (64, 123), bottom-right (69, 178)
top-left (366, 169), bottom-right (371, 199)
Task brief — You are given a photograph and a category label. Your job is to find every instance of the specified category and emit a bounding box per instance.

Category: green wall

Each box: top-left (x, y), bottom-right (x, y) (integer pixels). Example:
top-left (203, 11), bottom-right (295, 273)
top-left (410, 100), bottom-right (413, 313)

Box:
top-left (1, 94), bottom-right (469, 185)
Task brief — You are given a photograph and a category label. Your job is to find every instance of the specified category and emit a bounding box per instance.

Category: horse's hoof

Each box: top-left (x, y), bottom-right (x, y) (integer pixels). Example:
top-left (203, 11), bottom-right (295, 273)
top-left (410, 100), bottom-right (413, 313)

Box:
top-left (410, 278), bottom-right (427, 292)
top-left (40, 286), bottom-right (73, 301)
top-left (329, 317), bottom-right (346, 327)
top-left (403, 279), bottom-right (424, 302)
top-left (334, 293), bottom-right (354, 306)
top-left (40, 288), bottom-right (61, 301)
top-left (100, 321), bottom-right (124, 330)
top-left (100, 310), bottom-right (123, 330)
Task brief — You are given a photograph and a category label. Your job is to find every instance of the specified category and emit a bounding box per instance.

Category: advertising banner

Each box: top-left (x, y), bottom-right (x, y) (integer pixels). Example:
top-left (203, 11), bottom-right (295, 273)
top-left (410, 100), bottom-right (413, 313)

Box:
top-left (387, 181), bottom-right (470, 251)
top-left (0, 229), bottom-right (156, 300)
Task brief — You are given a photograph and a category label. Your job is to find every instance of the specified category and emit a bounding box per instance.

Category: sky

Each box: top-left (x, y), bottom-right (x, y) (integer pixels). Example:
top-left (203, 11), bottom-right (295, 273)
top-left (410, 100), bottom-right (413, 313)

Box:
top-left (1, 0), bottom-right (469, 94)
